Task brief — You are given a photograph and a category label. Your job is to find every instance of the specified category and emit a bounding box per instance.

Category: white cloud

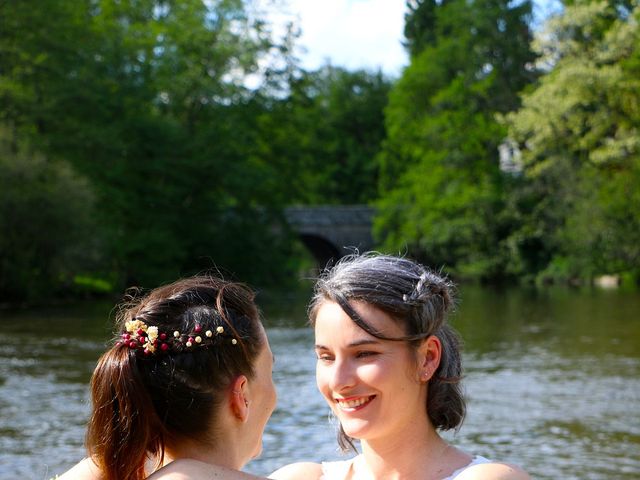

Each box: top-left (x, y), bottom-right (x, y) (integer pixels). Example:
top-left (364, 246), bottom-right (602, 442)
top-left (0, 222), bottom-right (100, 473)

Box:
top-left (263, 0), bottom-right (408, 75)
top-left (258, 0), bottom-right (558, 77)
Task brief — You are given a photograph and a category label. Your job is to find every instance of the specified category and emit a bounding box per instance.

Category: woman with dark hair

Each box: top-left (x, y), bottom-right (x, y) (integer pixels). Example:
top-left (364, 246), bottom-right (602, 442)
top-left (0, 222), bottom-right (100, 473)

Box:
top-left (271, 253), bottom-right (529, 480)
top-left (58, 276), bottom-right (276, 480)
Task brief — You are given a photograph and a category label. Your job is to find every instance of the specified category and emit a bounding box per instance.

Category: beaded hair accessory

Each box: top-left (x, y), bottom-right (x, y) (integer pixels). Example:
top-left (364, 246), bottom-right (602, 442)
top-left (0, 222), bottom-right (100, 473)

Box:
top-left (118, 318), bottom-right (238, 355)
top-left (403, 271), bottom-right (429, 303)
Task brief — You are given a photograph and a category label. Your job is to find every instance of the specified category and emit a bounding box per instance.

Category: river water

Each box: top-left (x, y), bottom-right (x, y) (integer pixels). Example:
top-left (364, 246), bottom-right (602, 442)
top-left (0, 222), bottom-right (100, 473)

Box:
top-left (0, 285), bottom-right (638, 479)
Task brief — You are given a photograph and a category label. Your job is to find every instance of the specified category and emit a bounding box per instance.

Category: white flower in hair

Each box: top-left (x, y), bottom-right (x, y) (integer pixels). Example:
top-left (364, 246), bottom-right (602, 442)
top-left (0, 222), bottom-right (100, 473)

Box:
top-left (146, 326), bottom-right (159, 342)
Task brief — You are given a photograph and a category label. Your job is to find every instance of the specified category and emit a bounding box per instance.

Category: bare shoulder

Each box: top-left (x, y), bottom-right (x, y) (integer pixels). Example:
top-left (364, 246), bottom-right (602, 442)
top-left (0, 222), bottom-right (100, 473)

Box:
top-left (55, 458), bottom-right (102, 480)
top-left (269, 462), bottom-right (323, 480)
top-left (454, 462), bottom-right (530, 480)
top-left (147, 459), bottom-right (266, 480)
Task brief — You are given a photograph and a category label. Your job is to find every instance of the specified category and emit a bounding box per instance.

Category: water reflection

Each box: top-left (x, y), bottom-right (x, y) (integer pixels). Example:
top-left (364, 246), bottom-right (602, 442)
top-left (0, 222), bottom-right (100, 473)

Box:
top-left (0, 286), bottom-right (638, 479)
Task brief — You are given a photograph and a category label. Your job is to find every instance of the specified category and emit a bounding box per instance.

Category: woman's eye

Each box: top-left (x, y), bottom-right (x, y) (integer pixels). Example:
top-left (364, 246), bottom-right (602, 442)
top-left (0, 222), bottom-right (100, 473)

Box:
top-left (356, 351), bottom-right (378, 358)
top-left (317, 354), bottom-right (334, 362)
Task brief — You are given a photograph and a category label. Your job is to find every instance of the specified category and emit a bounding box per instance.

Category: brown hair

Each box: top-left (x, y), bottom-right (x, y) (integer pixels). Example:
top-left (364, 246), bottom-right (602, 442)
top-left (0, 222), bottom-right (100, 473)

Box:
top-left (309, 253), bottom-right (464, 452)
top-left (86, 276), bottom-right (264, 480)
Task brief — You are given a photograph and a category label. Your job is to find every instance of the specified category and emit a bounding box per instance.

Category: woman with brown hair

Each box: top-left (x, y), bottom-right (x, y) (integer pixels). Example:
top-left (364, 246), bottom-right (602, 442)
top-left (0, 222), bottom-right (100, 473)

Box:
top-left (58, 275), bottom-right (276, 480)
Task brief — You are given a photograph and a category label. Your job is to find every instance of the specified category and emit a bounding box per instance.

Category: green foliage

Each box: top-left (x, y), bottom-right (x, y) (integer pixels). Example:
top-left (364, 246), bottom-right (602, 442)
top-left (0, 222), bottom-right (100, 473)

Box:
top-left (0, 0), bottom-right (393, 300)
top-left (0, 0), bottom-right (300, 296)
top-left (403, 1), bottom-right (443, 57)
top-left (0, 129), bottom-right (98, 301)
top-left (377, 0), bottom-right (536, 280)
top-left (4, 0), bottom-right (636, 299)
top-left (255, 65), bottom-right (392, 204)
top-left (507, 0), bottom-right (640, 281)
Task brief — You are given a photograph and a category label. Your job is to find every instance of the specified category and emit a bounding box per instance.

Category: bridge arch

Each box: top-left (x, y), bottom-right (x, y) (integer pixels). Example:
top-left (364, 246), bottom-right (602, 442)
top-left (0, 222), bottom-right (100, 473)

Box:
top-left (285, 205), bottom-right (375, 268)
top-left (297, 234), bottom-right (341, 269)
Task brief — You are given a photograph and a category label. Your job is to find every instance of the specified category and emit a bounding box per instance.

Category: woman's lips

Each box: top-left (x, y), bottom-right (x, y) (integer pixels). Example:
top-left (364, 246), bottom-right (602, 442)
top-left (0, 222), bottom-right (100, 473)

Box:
top-left (334, 395), bottom-right (376, 411)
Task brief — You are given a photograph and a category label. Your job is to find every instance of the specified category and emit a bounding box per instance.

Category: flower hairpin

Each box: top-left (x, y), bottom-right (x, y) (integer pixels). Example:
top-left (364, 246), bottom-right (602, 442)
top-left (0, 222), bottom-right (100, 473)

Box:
top-left (119, 318), bottom-right (237, 355)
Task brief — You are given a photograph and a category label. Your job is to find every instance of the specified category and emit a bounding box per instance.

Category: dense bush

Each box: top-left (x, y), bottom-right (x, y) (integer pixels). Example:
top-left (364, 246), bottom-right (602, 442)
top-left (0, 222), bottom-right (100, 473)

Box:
top-left (0, 131), bottom-right (98, 301)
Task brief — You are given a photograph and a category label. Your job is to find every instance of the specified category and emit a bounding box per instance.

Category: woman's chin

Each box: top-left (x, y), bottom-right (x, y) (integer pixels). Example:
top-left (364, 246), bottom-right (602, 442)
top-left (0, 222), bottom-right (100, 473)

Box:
top-left (250, 442), bottom-right (263, 460)
top-left (340, 421), bottom-right (371, 441)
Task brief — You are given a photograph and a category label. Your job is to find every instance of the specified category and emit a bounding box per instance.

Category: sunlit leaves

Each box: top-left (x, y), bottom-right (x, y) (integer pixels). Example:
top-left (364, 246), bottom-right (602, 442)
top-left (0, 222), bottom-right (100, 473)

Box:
top-left (507, 1), bottom-right (640, 280)
top-left (376, 0), bottom-right (535, 280)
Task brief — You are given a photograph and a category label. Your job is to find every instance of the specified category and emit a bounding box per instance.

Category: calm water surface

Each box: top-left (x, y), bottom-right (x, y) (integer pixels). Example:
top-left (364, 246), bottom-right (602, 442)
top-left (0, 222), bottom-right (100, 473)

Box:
top-left (0, 286), bottom-right (638, 480)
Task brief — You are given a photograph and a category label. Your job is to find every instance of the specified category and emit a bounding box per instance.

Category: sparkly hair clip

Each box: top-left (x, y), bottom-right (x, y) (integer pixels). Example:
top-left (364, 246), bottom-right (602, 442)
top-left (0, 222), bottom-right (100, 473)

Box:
top-left (118, 318), bottom-right (238, 355)
top-left (403, 272), bottom-right (429, 303)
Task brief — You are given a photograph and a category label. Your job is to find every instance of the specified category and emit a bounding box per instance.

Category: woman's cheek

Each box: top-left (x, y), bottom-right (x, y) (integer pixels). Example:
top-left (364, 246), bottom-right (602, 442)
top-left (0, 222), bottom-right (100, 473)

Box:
top-left (316, 363), bottom-right (331, 395)
top-left (357, 363), bottom-right (382, 383)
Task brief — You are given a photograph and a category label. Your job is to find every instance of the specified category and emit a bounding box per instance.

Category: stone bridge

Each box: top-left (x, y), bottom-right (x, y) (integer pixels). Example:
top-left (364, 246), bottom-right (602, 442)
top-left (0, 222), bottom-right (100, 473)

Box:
top-left (284, 205), bottom-right (376, 268)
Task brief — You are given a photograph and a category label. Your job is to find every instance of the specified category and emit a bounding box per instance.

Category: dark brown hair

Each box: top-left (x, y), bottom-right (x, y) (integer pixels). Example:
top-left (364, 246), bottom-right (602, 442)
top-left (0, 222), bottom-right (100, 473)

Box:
top-left (309, 253), bottom-right (464, 451)
top-left (86, 276), bottom-right (264, 480)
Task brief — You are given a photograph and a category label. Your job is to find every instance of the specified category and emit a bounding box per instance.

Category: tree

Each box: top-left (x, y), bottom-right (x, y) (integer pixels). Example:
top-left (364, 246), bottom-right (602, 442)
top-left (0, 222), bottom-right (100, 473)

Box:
top-left (404, 0), bottom-right (445, 57)
top-left (376, 0), bottom-right (536, 280)
top-left (0, 0), bottom-right (300, 289)
top-left (0, 127), bottom-right (98, 301)
top-left (255, 65), bottom-right (391, 205)
top-left (507, 0), bottom-right (640, 281)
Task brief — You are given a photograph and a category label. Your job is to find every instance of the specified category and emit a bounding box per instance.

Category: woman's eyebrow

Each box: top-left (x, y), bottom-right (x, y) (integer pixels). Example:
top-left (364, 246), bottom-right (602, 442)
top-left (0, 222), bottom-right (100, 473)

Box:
top-left (348, 339), bottom-right (381, 348)
top-left (315, 339), bottom-right (381, 350)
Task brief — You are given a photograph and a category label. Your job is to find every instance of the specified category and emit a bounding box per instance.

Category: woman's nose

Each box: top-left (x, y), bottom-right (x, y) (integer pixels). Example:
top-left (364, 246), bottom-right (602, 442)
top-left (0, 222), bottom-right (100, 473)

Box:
top-left (329, 358), bottom-right (356, 392)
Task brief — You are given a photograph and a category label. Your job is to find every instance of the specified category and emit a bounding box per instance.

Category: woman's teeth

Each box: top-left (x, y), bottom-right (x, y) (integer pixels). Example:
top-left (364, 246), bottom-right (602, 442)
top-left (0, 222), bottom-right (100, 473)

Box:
top-left (336, 396), bottom-right (372, 409)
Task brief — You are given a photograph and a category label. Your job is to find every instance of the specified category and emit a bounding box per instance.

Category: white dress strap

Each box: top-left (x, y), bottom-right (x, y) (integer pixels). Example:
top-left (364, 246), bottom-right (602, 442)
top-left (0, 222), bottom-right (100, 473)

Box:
top-left (320, 455), bottom-right (491, 480)
top-left (320, 459), bottom-right (354, 480)
top-left (442, 455), bottom-right (492, 480)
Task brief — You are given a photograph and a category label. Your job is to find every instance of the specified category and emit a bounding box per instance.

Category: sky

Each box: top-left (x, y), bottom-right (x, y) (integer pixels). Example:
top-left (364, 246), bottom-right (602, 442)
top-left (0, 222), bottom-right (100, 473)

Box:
top-left (263, 0), bottom-right (561, 77)
top-left (285, 0), bottom-right (408, 75)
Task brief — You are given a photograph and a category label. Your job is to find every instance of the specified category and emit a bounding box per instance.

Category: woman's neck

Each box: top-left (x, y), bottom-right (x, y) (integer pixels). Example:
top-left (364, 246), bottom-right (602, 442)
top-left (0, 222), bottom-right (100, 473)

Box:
top-left (357, 424), bottom-right (464, 480)
top-left (161, 438), bottom-right (244, 472)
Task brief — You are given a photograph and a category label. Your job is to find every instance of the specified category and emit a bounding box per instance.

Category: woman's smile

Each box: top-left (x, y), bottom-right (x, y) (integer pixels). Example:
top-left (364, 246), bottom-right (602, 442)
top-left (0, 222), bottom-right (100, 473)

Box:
top-left (334, 395), bottom-right (376, 411)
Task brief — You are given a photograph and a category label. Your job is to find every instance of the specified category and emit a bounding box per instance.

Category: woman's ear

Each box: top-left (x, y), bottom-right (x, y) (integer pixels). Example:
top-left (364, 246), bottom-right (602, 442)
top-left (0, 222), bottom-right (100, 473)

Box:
top-left (229, 375), bottom-right (250, 422)
top-left (418, 335), bottom-right (442, 382)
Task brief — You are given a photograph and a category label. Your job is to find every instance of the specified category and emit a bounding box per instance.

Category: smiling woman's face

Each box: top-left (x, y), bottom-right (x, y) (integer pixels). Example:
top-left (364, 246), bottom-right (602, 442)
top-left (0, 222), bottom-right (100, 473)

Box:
top-left (314, 300), bottom-right (429, 442)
